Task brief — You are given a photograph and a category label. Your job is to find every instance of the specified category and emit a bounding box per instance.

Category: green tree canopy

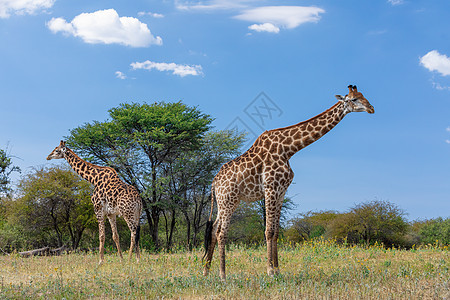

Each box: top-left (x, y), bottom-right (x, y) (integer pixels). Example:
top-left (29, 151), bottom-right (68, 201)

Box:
top-left (11, 166), bottom-right (96, 249)
top-left (418, 217), bottom-right (450, 246)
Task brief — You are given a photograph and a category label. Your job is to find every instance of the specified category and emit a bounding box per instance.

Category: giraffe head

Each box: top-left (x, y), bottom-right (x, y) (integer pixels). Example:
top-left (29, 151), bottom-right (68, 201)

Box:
top-left (46, 140), bottom-right (67, 160)
top-left (335, 85), bottom-right (374, 114)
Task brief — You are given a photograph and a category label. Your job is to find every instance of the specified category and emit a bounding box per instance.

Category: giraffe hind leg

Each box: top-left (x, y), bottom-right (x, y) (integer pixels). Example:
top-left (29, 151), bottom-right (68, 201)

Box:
top-left (217, 214), bottom-right (233, 281)
top-left (108, 215), bottom-right (123, 260)
top-left (124, 214), bottom-right (140, 262)
top-left (97, 214), bottom-right (106, 265)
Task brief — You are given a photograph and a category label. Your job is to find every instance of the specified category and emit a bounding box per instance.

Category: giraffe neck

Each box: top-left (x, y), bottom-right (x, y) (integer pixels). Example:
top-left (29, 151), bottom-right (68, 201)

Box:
top-left (280, 101), bottom-right (349, 159)
top-left (64, 148), bottom-right (107, 185)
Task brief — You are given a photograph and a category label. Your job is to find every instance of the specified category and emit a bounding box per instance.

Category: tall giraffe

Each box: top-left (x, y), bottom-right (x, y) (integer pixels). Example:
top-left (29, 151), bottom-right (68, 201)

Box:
top-left (203, 85), bottom-right (374, 280)
top-left (47, 141), bottom-right (143, 264)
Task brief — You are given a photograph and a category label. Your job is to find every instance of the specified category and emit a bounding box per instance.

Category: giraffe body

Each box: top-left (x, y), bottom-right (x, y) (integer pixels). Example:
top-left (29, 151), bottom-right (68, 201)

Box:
top-left (47, 141), bottom-right (143, 263)
top-left (203, 85), bottom-right (374, 280)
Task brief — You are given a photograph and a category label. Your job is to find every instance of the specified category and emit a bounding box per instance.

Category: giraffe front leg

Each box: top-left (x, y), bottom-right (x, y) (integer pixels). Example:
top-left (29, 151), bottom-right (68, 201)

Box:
top-left (272, 194), bottom-right (285, 275)
top-left (265, 221), bottom-right (281, 276)
top-left (265, 224), bottom-right (275, 276)
top-left (272, 216), bottom-right (281, 275)
top-left (264, 190), bottom-right (284, 276)
top-left (108, 215), bottom-right (123, 260)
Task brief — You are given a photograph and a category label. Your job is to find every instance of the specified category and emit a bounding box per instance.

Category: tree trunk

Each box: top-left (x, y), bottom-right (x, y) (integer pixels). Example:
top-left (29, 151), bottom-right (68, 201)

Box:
top-left (150, 162), bottom-right (160, 249)
top-left (74, 227), bottom-right (84, 250)
top-left (50, 205), bottom-right (63, 247)
top-left (67, 222), bottom-right (75, 249)
top-left (183, 210), bottom-right (191, 250)
top-left (167, 208), bottom-right (176, 250)
top-left (150, 207), bottom-right (160, 249)
top-left (141, 196), bottom-right (155, 247)
top-left (19, 247), bottom-right (50, 257)
top-left (192, 187), bottom-right (207, 248)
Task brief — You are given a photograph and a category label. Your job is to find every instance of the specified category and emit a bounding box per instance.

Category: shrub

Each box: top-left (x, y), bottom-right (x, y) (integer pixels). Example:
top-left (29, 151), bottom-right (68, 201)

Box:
top-left (418, 217), bottom-right (450, 245)
top-left (326, 200), bottom-right (409, 247)
top-left (285, 210), bottom-right (338, 242)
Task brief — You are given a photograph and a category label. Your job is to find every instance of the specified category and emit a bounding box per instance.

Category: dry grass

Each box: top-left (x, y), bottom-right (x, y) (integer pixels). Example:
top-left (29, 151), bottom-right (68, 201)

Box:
top-left (0, 240), bottom-right (448, 299)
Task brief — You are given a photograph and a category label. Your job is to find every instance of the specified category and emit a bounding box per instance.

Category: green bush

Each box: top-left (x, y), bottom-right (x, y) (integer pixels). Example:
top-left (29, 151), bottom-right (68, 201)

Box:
top-left (418, 217), bottom-right (450, 245)
top-left (327, 200), bottom-right (409, 247)
top-left (285, 210), bottom-right (338, 242)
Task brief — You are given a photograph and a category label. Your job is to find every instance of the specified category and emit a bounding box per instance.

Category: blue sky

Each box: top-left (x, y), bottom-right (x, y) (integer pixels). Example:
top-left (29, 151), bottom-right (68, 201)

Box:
top-left (1, 0), bottom-right (449, 220)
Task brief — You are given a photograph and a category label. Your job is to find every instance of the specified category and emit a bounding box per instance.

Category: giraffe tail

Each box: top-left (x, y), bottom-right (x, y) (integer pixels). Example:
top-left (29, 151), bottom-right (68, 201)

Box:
top-left (203, 182), bottom-right (215, 261)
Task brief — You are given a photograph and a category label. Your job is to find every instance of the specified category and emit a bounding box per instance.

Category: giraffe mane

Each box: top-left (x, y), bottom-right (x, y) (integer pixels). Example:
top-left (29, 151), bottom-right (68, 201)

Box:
top-left (66, 148), bottom-right (118, 174)
top-left (269, 102), bottom-right (340, 132)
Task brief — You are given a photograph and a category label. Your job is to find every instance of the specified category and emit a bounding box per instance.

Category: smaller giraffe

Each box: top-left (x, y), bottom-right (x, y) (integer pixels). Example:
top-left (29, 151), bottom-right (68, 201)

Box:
top-left (47, 141), bottom-right (143, 264)
top-left (203, 85), bottom-right (374, 280)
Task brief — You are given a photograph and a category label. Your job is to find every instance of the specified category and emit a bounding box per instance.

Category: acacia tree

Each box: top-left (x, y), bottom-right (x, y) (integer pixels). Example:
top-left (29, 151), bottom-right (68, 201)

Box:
top-left (14, 166), bottom-right (95, 249)
top-left (161, 130), bottom-right (245, 249)
top-left (66, 101), bottom-right (213, 248)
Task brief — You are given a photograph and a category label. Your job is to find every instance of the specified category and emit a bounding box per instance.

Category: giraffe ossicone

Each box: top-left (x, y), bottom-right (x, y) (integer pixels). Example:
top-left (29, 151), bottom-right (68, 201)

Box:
top-left (203, 85), bottom-right (374, 281)
top-left (47, 140), bottom-right (143, 264)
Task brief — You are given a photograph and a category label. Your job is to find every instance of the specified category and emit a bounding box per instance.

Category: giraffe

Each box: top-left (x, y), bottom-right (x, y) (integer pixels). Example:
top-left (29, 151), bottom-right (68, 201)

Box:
top-left (203, 85), bottom-right (374, 280)
top-left (47, 141), bottom-right (143, 264)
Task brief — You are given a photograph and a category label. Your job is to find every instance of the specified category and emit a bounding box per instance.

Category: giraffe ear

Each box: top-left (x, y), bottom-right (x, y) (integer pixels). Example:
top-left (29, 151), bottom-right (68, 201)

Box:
top-left (335, 95), bottom-right (345, 102)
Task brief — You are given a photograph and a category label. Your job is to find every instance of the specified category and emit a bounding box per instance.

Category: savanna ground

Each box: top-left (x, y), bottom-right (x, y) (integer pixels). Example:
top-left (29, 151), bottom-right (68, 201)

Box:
top-left (1, 239), bottom-right (448, 299)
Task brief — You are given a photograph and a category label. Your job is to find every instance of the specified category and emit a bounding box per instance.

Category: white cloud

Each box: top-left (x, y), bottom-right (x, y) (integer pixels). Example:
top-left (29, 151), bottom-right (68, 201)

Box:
top-left (137, 11), bottom-right (164, 18)
top-left (387, 0), bottom-right (404, 5)
top-left (235, 6), bottom-right (325, 30)
top-left (175, 0), bottom-right (253, 11)
top-left (176, 2), bottom-right (324, 34)
top-left (115, 71), bottom-right (126, 79)
top-left (47, 9), bottom-right (162, 47)
top-left (432, 81), bottom-right (450, 91)
top-left (446, 127), bottom-right (450, 132)
top-left (0, 0), bottom-right (55, 18)
top-left (131, 60), bottom-right (203, 77)
top-left (47, 16), bottom-right (74, 34)
top-left (248, 23), bottom-right (280, 33)
top-left (420, 50), bottom-right (450, 76)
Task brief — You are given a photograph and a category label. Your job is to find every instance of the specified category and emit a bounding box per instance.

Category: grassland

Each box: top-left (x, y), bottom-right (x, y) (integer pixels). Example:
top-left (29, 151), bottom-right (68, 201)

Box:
top-left (1, 239), bottom-right (448, 299)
